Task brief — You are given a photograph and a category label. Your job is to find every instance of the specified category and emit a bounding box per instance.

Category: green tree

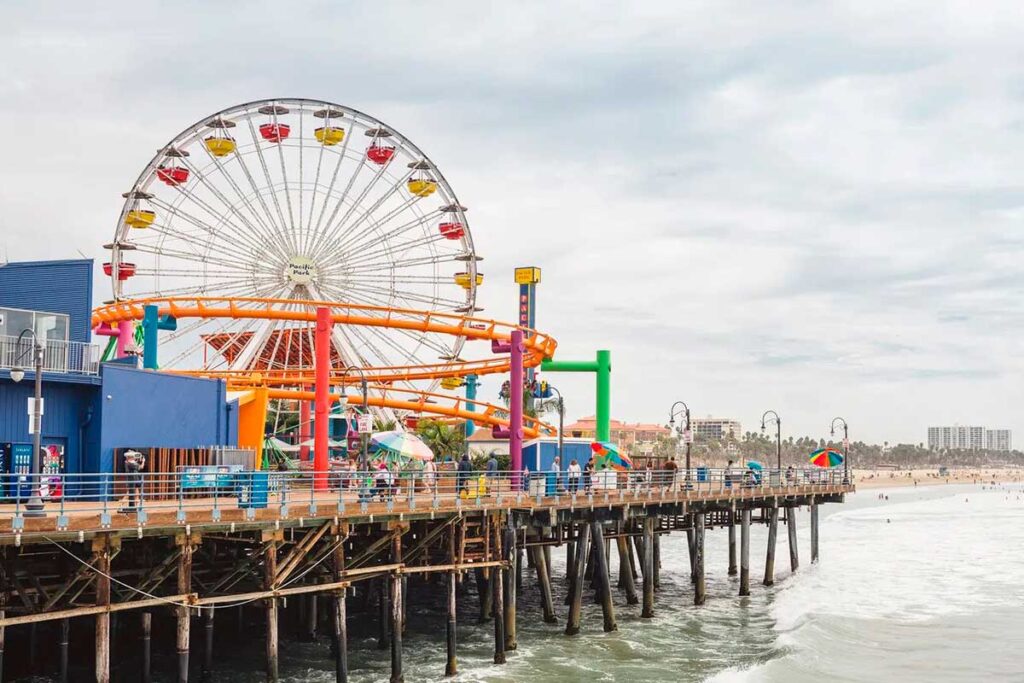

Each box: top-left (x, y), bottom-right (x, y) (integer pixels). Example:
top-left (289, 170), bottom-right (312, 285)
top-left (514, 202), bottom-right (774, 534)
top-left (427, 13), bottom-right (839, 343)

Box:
top-left (415, 419), bottom-right (465, 462)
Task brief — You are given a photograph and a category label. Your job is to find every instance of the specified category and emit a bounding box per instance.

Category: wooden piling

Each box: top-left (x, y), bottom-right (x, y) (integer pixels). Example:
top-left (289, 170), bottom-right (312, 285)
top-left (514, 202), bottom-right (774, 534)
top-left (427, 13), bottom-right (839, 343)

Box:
top-left (474, 569), bottom-right (491, 622)
top-left (653, 529), bottom-right (661, 591)
top-left (788, 507), bottom-right (799, 572)
top-left (95, 535), bottom-right (112, 683)
top-left (0, 608), bottom-right (4, 683)
top-left (491, 518), bottom-right (506, 664)
top-left (532, 546), bottom-right (558, 623)
top-left (378, 577), bottom-right (390, 649)
top-left (686, 525), bottom-right (696, 584)
top-left (590, 522), bottom-right (617, 632)
top-left (307, 594), bottom-right (318, 641)
top-left (265, 540), bottom-right (279, 682)
top-left (810, 501), bottom-right (820, 564)
top-left (694, 514), bottom-right (706, 606)
top-left (763, 504), bottom-right (779, 587)
top-left (565, 522), bottom-right (591, 635)
top-left (503, 526), bottom-right (517, 651)
top-left (445, 571), bottom-right (458, 677)
top-left (390, 534), bottom-right (403, 683)
top-left (739, 509), bottom-right (751, 597)
top-left (332, 531), bottom-right (348, 683)
top-left (177, 537), bottom-right (194, 683)
top-left (728, 510), bottom-right (738, 576)
top-left (59, 618), bottom-right (69, 683)
top-left (641, 517), bottom-right (655, 619)
top-left (141, 612), bottom-right (152, 683)
top-left (615, 537), bottom-right (639, 605)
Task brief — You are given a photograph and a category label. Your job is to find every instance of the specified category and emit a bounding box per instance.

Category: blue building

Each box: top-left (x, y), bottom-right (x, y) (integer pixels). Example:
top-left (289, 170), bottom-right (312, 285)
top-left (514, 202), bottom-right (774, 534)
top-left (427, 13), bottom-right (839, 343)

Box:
top-left (0, 259), bottom-right (238, 478)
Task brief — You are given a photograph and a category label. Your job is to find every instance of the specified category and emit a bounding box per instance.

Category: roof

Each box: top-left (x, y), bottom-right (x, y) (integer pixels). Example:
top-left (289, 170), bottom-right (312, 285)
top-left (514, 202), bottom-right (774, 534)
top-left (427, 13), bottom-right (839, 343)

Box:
top-left (564, 416), bottom-right (670, 434)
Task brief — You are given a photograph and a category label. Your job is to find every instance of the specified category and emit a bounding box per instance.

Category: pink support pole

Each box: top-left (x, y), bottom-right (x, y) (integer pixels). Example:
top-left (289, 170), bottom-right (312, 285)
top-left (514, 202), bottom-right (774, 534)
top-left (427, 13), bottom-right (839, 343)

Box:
top-left (492, 330), bottom-right (525, 488)
top-left (116, 321), bottom-right (133, 358)
top-left (314, 307), bottom-right (333, 491)
top-left (299, 392), bottom-right (311, 462)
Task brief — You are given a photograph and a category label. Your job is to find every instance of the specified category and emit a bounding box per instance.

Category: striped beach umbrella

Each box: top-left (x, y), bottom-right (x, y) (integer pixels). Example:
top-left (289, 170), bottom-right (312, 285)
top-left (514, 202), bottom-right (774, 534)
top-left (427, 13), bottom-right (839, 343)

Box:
top-left (591, 441), bottom-right (633, 471)
top-left (809, 448), bottom-right (844, 468)
top-left (370, 430), bottom-right (435, 469)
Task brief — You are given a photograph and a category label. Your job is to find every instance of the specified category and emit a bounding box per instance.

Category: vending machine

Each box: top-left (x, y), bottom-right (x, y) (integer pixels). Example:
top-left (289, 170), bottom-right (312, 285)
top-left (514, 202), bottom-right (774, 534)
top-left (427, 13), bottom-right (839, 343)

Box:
top-left (9, 443), bottom-right (35, 500)
top-left (40, 443), bottom-right (64, 500)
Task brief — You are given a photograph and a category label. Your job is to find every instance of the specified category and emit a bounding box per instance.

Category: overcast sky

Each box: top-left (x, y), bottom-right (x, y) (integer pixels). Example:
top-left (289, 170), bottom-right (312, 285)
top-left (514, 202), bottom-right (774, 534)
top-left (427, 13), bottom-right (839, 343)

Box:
top-left (2, 1), bottom-right (1023, 444)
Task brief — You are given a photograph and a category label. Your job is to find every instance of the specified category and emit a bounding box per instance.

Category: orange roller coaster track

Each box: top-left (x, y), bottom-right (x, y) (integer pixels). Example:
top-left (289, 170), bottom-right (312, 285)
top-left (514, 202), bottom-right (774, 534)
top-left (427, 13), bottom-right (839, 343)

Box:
top-left (91, 296), bottom-right (560, 439)
top-left (91, 296), bottom-right (558, 383)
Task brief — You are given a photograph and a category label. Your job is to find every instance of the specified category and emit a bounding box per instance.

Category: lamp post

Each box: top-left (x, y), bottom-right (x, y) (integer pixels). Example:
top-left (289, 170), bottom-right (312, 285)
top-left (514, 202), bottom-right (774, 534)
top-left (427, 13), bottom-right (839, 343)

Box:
top-left (341, 365), bottom-right (370, 470)
top-left (668, 400), bottom-right (691, 485)
top-left (9, 329), bottom-right (46, 517)
top-left (831, 417), bottom-right (849, 484)
top-left (761, 410), bottom-right (782, 474)
top-left (549, 385), bottom-right (565, 469)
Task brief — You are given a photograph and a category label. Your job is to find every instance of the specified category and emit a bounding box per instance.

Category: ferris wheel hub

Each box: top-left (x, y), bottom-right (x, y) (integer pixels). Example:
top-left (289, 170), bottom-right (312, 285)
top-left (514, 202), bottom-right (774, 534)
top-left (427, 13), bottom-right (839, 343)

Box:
top-left (284, 256), bottom-right (318, 286)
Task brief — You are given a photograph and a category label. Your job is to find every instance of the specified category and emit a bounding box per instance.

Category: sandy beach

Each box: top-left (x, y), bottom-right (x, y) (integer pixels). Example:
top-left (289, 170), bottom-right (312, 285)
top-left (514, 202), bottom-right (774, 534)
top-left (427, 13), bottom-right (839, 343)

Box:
top-left (854, 468), bottom-right (1024, 490)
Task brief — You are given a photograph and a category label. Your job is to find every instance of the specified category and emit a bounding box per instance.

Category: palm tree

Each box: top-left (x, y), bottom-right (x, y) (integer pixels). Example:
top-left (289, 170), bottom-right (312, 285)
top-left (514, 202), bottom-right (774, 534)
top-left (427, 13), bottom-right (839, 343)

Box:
top-left (416, 419), bottom-right (465, 462)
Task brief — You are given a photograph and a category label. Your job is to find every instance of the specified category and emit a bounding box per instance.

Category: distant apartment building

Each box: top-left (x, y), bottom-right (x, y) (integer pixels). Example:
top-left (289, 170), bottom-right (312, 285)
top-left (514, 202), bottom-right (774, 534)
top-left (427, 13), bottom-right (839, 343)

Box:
top-left (564, 416), bottom-right (670, 456)
top-left (690, 417), bottom-right (742, 442)
top-left (927, 425), bottom-right (1012, 451)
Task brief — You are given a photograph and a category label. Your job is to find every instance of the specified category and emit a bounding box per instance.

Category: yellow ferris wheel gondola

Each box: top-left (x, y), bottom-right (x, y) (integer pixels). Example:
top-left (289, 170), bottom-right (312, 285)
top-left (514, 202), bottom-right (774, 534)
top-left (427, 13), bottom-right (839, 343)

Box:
top-left (203, 117), bottom-right (237, 157)
top-left (407, 160), bottom-right (438, 197)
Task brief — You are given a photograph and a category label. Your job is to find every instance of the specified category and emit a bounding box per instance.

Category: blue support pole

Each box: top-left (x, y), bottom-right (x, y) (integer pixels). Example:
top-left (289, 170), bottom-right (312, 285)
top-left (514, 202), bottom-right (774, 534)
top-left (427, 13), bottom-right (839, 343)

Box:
top-left (464, 374), bottom-right (479, 437)
top-left (142, 304), bottom-right (177, 370)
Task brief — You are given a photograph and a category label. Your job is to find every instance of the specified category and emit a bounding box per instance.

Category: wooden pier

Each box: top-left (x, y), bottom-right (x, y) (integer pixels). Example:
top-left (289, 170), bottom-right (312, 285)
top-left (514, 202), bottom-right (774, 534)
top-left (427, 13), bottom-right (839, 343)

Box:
top-left (0, 476), bottom-right (850, 682)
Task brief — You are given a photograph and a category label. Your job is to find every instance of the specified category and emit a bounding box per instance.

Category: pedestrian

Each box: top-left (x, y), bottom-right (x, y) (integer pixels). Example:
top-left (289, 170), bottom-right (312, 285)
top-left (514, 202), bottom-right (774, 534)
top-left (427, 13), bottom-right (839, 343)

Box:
top-left (785, 464), bottom-right (795, 485)
top-left (568, 458), bottom-right (582, 493)
top-left (457, 453), bottom-right (473, 496)
top-left (583, 458), bottom-right (595, 493)
top-left (122, 449), bottom-right (146, 512)
top-left (423, 457), bottom-right (437, 494)
top-left (551, 455), bottom-right (562, 493)
top-left (644, 461), bottom-right (653, 493)
top-left (665, 456), bottom-right (678, 491)
top-left (486, 451), bottom-right (499, 495)
top-left (724, 459), bottom-right (734, 488)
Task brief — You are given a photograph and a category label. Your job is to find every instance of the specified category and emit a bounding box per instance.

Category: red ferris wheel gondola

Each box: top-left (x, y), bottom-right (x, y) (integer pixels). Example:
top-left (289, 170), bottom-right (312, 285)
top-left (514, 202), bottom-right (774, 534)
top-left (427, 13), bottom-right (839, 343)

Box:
top-left (156, 147), bottom-right (190, 186)
top-left (365, 128), bottom-right (396, 165)
top-left (257, 104), bottom-right (291, 142)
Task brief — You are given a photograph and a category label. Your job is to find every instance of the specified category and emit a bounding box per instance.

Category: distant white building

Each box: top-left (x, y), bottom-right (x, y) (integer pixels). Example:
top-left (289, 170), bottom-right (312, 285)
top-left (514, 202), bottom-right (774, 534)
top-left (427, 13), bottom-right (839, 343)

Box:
top-left (691, 417), bottom-right (742, 441)
top-left (927, 425), bottom-right (1011, 451)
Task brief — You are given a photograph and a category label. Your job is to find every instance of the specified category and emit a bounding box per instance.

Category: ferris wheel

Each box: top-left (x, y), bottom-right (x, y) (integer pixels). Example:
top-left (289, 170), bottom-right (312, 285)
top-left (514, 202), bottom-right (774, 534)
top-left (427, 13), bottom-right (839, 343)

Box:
top-left (104, 98), bottom-right (482, 377)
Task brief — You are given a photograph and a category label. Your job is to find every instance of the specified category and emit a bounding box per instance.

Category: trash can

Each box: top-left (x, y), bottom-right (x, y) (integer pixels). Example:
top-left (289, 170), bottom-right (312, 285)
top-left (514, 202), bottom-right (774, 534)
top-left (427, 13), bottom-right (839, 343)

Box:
top-left (529, 472), bottom-right (546, 497)
top-left (696, 466), bottom-right (709, 483)
top-left (545, 471), bottom-right (559, 497)
top-left (238, 471), bottom-right (270, 509)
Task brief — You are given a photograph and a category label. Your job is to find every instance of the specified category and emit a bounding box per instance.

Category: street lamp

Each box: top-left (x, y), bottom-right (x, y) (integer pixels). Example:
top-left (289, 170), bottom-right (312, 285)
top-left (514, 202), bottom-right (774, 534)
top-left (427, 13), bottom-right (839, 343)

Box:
top-left (669, 400), bottom-right (691, 484)
top-left (831, 417), bottom-right (850, 484)
top-left (9, 329), bottom-right (46, 517)
top-left (549, 385), bottom-right (565, 469)
top-left (341, 365), bottom-right (370, 470)
top-left (761, 410), bottom-right (782, 474)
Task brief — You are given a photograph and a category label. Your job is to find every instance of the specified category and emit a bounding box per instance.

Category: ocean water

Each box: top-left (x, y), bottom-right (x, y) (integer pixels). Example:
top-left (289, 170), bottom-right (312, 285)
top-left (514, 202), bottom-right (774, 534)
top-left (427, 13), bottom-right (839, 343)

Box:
top-left (219, 482), bottom-right (1024, 682)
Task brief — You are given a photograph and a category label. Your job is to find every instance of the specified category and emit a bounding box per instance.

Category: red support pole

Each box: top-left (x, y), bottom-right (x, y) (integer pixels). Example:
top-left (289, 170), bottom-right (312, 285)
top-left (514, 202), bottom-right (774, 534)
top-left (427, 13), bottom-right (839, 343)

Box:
top-left (299, 391), bottom-right (311, 462)
top-left (314, 306), bottom-right (333, 491)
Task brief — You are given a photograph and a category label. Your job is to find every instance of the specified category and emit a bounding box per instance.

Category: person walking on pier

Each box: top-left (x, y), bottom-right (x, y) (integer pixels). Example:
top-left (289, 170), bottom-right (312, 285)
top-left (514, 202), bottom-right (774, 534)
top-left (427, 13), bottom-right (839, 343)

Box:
top-left (121, 449), bottom-right (146, 512)
top-left (568, 458), bottom-right (582, 493)
top-left (486, 451), bottom-right (499, 495)
top-left (423, 457), bottom-right (437, 495)
top-left (583, 458), bottom-right (595, 493)
top-left (458, 453), bottom-right (473, 496)
top-left (665, 456), bottom-right (678, 491)
top-left (551, 455), bottom-right (562, 493)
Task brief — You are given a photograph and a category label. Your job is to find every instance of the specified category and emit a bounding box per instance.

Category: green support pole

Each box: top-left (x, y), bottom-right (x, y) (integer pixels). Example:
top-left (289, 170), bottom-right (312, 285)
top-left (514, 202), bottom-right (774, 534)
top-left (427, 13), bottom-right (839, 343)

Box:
top-left (540, 350), bottom-right (611, 443)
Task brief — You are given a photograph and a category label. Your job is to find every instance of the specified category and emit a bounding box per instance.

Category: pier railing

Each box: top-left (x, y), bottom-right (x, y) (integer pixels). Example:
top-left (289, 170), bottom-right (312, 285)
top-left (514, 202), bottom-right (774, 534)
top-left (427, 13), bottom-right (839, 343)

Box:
top-left (0, 467), bottom-right (848, 533)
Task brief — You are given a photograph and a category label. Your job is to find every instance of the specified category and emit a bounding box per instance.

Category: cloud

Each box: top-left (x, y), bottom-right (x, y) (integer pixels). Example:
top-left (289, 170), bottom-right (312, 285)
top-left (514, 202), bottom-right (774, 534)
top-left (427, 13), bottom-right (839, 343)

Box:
top-left (2, 0), bottom-right (1023, 443)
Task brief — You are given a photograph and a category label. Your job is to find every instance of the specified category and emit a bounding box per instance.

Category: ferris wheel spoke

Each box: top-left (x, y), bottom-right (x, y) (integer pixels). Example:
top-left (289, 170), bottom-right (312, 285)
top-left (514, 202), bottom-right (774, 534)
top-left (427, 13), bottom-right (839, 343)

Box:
top-left (274, 132), bottom-right (298, 247)
top-left (306, 131), bottom-right (354, 257)
top-left (181, 153), bottom-right (279, 248)
top-left (308, 158), bottom-right (390, 261)
top-left (131, 242), bottom-right (263, 273)
top-left (315, 170), bottom-right (415, 262)
top-left (231, 125), bottom-right (297, 254)
top-left (149, 194), bottom-right (274, 263)
top-left (301, 113), bottom-right (330, 256)
top-left (242, 121), bottom-right (299, 256)
top-left (332, 207), bottom-right (440, 260)
top-left (339, 233), bottom-right (456, 272)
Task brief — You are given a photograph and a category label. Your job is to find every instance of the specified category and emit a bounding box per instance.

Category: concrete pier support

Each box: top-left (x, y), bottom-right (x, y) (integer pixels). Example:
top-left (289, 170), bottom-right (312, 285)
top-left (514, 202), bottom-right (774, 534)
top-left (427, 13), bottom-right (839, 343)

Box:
top-left (641, 517), bottom-right (655, 619)
top-left (141, 612), bottom-right (152, 683)
top-left (653, 530), bottom-right (661, 590)
top-left (788, 508), bottom-right (799, 572)
top-left (686, 526), bottom-right (696, 584)
top-left (728, 510), bottom-right (738, 576)
top-left (616, 537), bottom-right (639, 605)
top-left (565, 522), bottom-right (591, 635)
top-left (739, 509), bottom-right (751, 597)
top-left (810, 501), bottom-right (819, 563)
top-left (694, 514), bottom-right (706, 606)
top-left (764, 505), bottom-right (779, 587)
top-left (590, 522), bottom-right (617, 632)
